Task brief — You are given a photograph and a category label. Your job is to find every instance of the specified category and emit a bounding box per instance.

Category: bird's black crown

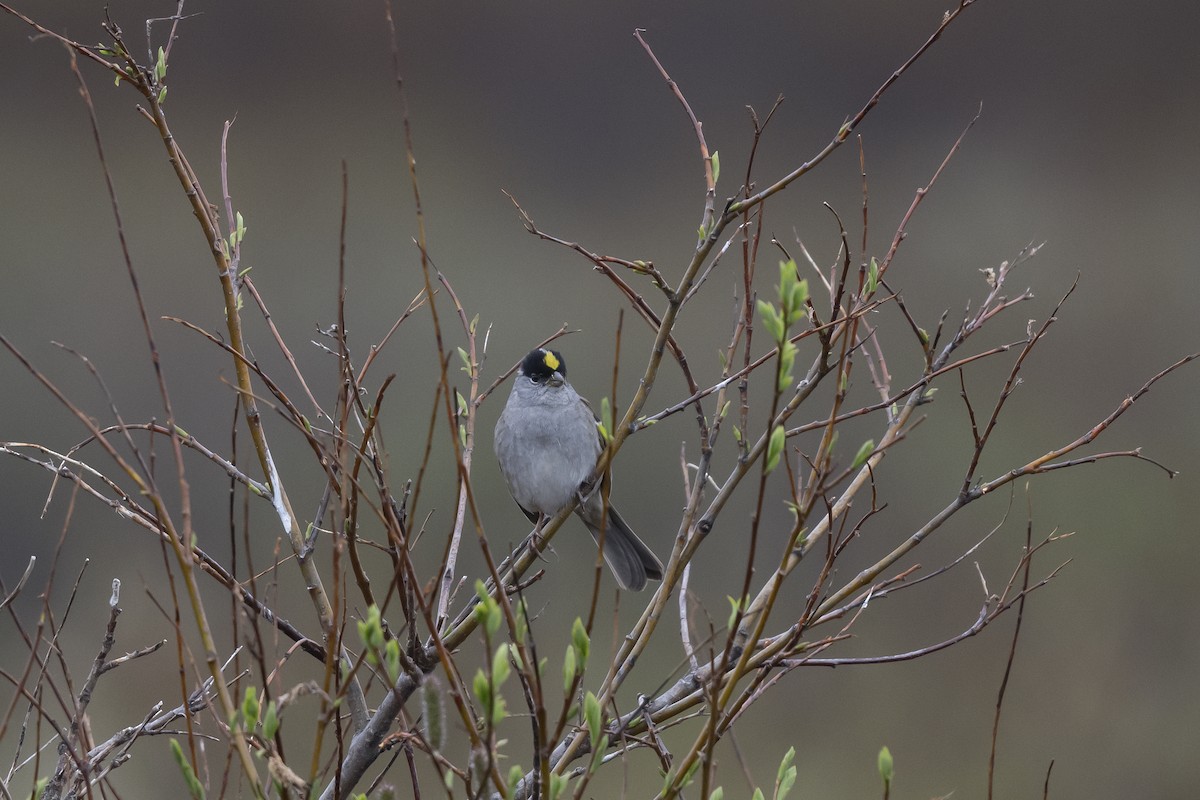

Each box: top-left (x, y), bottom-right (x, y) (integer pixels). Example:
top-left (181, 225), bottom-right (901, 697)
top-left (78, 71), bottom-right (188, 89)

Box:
top-left (520, 348), bottom-right (566, 382)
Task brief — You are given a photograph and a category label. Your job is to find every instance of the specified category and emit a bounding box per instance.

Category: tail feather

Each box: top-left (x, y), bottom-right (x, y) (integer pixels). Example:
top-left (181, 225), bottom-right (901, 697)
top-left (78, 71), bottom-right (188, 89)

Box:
top-left (580, 505), bottom-right (663, 591)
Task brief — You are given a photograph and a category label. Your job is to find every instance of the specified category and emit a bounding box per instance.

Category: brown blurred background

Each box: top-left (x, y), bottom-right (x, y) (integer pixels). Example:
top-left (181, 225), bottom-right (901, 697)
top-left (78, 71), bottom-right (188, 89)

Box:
top-left (1, 1), bottom-right (1198, 797)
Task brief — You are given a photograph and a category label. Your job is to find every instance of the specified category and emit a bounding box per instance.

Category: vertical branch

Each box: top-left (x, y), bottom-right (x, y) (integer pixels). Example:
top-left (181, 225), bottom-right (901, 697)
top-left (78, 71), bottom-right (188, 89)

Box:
top-left (635, 29), bottom-right (716, 239)
top-left (434, 272), bottom-right (487, 630)
top-left (988, 513), bottom-right (1034, 800)
top-left (382, 3), bottom-right (462, 505)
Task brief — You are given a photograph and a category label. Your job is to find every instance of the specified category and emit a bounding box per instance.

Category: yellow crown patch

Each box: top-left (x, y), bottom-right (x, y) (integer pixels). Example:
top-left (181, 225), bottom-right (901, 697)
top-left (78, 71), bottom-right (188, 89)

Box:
top-left (542, 350), bottom-right (560, 371)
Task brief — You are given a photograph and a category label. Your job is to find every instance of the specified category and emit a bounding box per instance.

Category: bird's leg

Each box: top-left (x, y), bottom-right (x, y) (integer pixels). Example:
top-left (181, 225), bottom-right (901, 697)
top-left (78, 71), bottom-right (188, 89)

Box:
top-left (527, 514), bottom-right (553, 561)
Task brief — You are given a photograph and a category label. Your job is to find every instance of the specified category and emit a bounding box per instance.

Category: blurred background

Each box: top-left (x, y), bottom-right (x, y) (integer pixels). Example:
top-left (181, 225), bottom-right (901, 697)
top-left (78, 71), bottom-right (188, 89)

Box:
top-left (1, 1), bottom-right (1198, 797)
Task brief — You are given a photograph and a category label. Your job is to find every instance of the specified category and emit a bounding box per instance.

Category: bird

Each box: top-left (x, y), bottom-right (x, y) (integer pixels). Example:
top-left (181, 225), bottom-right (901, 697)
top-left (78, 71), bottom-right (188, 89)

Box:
top-left (494, 348), bottom-right (664, 590)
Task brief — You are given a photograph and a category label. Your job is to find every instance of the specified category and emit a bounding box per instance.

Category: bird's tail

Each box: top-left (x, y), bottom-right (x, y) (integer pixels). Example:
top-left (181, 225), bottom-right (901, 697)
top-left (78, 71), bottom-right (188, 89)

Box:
top-left (581, 505), bottom-right (664, 591)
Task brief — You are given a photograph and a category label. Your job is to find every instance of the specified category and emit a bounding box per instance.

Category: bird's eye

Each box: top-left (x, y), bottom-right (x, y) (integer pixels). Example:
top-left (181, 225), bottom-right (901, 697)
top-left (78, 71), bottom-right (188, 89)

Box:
top-left (529, 374), bottom-right (542, 384)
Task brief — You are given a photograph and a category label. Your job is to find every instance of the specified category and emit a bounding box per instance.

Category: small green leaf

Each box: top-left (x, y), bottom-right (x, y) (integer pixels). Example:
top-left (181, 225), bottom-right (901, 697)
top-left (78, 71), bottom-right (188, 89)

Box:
top-left (457, 346), bottom-right (471, 374)
top-left (777, 746), bottom-right (795, 784)
top-left (155, 46), bottom-right (167, 80)
top-left (776, 746), bottom-right (797, 800)
top-left (384, 639), bottom-right (401, 684)
top-left (795, 527), bottom-right (810, 550)
top-left (709, 789), bottom-right (724, 800)
top-left (492, 645), bottom-right (511, 686)
top-left (765, 425), bottom-right (785, 473)
top-left (777, 259), bottom-right (807, 322)
top-left (242, 686), bottom-right (260, 729)
top-left (778, 765), bottom-right (797, 800)
top-left (757, 300), bottom-right (785, 343)
top-left (262, 700), bottom-right (279, 740)
top-left (865, 256), bottom-right (879, 296)
top-left (878, 745), bottom-right (894, 788)
top-left (472, 669), bottom-right (490, 707)
top-left (514, 597), bottom-right (528, 643)
top-left (170, 739), bottom-right (206, 800)
top-left (589, 733), bottom-right (610, 773)
top-left (357, 604), bottom-right (384, 650)
top-left (779, 259), bottom-right (796, 291)
top-left (571, 617), bottom-right (590, 665)
top-left (157, 86), bottom-right (167, 104)
top-left (235, 211), bottom-right (245, 241)
top-left (851, 439), bottom-right (875, 470)
top-left (562, 645), bottom-right (577, 692)
top-left (468, 597), bottom-right (487, 628)
top-left (584, 691), bottom-right (602, 744)
top-left (548, 773), bottom-right (567, 800)
top-left (473, 581), bottom-right (501, 638)
top-left (789, 280), bottom-right (809, 323)
top-left (778, 340), bottom-right (797, 392)
top-left (787, 268), bottom-right (806, 299)
top-left (506, 642), bottom-right (523, 671)
top-left (490, 691), bottom-right (507, 725)
top-left (710, 150), bottom-right (720, 185)
top-left (752, 788), bottom-right (765, 800)
top-left (681, 760), bottom-right (701, 787)
top-left (507, 765), bottom-right (524, 796)
top-left (726, 595), bottom-right (742, 630)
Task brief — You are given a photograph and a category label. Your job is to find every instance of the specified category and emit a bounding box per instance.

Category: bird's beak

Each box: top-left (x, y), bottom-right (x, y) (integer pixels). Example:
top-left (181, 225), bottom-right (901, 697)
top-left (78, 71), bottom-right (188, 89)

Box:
top-left (547, 373), bottom-right (564, 387)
